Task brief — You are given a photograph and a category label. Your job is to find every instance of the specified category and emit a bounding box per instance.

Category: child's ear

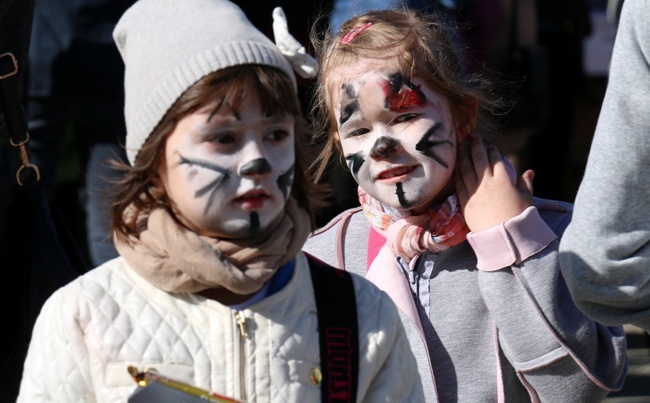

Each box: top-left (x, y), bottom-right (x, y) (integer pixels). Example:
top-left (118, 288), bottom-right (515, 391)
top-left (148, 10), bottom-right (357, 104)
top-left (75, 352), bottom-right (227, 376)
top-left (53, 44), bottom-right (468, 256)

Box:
top-left (455, 97), bottom-right (479, 144)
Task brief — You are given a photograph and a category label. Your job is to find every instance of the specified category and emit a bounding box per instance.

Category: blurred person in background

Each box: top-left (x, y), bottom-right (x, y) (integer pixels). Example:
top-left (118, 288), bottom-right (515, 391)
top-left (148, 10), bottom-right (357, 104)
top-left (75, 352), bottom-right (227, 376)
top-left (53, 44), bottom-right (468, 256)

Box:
top-left (26, 0), bottom-right (136, 267)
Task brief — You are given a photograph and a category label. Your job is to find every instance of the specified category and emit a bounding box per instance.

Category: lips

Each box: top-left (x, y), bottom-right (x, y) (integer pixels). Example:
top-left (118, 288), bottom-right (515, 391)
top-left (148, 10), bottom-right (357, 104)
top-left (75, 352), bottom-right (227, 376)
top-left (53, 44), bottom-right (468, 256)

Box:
top-left (375, 165), bottom-right (416, 182)
top-left (234, 190), bottom-right (270, 210)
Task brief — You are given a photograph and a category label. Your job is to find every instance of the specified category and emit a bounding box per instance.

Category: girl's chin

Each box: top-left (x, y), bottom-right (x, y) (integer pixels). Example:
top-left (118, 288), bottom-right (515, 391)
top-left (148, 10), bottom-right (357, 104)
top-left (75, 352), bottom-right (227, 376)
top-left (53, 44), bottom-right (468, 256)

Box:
top-left (195, 218), bottom-right (266, 239)
top-left (388, 193), bottom-right (449, 214)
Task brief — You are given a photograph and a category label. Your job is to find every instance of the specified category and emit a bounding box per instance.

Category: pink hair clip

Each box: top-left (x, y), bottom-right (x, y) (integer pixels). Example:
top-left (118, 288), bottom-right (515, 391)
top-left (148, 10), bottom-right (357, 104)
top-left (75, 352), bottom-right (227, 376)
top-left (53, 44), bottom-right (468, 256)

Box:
top-left (341, 22), bottom-right (373, 44)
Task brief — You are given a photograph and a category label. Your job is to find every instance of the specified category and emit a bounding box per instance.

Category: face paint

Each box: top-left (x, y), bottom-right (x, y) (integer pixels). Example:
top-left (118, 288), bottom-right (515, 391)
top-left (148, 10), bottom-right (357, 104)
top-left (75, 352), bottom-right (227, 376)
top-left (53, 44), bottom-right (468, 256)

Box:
top-left (239, 158), bottom-right (272, 176)
top-left (370, 136), bottom-right (400, 159)
top-left (158, 87), bottom-right (295, 238)
top-left (249, 212), bottom-right (260, 233)
top-left (344, 152), bottom-right (365, 177)
top-left (276, 164), bottom-right (295, 201)
top-left (178, 154), bottom-right (231, 215)
top-left (332, 67), bottom-right (457, 213)
top-left (382, 73), bottom-right (427, 112)
top-left (415, 123), bottom-right (453, 168)
top-left (339, 83), bottom-right (359, 126)
top-left (395, 182), bottom-right (410, 208)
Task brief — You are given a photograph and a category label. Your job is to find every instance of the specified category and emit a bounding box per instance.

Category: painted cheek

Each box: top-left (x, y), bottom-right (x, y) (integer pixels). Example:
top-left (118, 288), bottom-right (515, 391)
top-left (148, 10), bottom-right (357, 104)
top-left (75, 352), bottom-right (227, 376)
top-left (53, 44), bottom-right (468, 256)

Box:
top-left (269, 148), bottom-right (295, 199)
top-left (344, 152), bottom-right (365, 178)
top-left (414, 123), bottom-right (454, 169)
top-left (276, 164), bottom-right (294, 200)
top-left (177, 153), bottom-right (233, 214)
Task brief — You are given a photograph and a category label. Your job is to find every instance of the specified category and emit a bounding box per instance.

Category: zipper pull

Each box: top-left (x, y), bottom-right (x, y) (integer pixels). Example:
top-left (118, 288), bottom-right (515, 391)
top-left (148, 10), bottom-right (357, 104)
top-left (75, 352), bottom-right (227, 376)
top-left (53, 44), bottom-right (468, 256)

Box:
top-left (235, 311), bottom-right (248, 337)
top-left (409, 269), bottom-right (418, 285)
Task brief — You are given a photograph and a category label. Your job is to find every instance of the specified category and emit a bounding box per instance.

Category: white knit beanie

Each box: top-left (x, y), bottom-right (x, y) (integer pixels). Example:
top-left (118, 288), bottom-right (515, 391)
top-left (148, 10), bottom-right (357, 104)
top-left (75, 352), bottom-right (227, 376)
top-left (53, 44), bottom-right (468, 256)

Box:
top-left (113, 0), bottom-right (297, 165)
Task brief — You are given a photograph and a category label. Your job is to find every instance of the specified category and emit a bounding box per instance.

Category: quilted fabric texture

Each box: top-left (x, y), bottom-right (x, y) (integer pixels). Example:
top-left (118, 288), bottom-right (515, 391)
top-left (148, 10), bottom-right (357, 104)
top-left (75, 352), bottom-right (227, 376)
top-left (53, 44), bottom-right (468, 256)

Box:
top-left (16, 252), bottom-right (423, 402)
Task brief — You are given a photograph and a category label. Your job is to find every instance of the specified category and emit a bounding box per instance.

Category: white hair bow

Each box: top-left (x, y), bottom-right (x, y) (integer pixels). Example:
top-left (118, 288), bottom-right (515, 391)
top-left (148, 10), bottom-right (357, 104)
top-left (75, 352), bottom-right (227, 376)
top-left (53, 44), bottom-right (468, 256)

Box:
top-left (272, 7), bottom-right (318, 79)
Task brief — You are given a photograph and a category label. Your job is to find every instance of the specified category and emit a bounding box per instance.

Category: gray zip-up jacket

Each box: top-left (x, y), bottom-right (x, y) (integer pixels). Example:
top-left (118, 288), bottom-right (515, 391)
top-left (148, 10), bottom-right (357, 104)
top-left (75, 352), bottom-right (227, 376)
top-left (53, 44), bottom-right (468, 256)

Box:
top-left (305, 198), bottom-right (627, 402)
top-left (559, 0), bottom-right (650, 331)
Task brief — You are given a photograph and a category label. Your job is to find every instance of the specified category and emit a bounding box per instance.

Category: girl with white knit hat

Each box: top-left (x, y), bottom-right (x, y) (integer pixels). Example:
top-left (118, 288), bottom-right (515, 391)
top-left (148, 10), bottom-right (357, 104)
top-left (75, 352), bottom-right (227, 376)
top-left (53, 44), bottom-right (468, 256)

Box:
top-left (16, 1), bottom-right (424, 401)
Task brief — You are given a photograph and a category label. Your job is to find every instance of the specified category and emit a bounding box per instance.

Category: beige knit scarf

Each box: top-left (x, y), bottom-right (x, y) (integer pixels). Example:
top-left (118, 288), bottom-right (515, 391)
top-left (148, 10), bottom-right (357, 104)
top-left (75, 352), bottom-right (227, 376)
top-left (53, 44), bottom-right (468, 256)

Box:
top-left (114, 198), bottom-right (311, 294)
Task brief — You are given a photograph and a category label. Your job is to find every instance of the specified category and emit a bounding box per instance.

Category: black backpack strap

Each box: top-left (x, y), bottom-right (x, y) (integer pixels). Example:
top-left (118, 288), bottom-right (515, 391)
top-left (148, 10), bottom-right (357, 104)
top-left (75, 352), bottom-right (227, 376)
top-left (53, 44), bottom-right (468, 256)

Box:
top-left (306, 253), bottom-right (359, 403)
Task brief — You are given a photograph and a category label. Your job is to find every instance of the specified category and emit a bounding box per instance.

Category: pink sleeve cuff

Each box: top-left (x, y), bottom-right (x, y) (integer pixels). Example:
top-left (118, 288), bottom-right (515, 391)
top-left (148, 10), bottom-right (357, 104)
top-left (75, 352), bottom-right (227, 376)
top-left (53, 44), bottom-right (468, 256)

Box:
top-left (466, 206), bottom-right (557, 271)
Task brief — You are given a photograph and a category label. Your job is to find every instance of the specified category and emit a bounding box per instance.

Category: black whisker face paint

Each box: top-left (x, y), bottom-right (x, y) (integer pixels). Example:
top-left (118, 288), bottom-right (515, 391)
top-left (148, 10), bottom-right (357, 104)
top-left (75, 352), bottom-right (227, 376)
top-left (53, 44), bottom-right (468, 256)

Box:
top-left (249, 212), bottom-right (260, 233)
top-left (339, 83), bottom-right (359, 126)
top-left (277, 164), bottom-right (295, 200)
top-left (344, 152), bottom-right (365, 177)
top-left (197, 176), bottom-right (230, 215)
top-left (179, 154), bottom-right (231, 214)
top-left (415, 123), bottom-right (452, 168)
top-left (395, 182), bottom-right (410, 208)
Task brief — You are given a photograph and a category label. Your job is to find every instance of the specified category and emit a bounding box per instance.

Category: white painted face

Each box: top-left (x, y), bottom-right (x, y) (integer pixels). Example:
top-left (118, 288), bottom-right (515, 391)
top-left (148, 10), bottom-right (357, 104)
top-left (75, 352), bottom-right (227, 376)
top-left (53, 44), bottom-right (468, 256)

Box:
top-left (158, 88), bottom-right (295, 239)
top-left (332, 67), bottom-right (458, 213)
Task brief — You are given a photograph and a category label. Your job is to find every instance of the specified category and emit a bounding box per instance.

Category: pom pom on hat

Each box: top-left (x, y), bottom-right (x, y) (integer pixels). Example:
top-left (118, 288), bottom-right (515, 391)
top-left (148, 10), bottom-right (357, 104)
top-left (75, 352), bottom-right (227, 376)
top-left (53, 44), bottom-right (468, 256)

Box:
top-left (113, 0), bottom-right (297, 165)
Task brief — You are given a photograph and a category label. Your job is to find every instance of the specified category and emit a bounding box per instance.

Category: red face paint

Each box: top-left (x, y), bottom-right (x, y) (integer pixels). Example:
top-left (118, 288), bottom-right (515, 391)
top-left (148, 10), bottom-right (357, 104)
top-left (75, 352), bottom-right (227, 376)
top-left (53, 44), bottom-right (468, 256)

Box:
top-left (381, 73), bottom-right (427, 112)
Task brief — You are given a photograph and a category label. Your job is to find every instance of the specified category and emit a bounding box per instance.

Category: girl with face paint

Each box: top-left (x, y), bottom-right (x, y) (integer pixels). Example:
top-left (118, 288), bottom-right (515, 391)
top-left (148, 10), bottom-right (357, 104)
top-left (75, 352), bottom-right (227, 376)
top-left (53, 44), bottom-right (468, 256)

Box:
top-left (16, 2), bottom-right (424, 402)
top-left (305, 8), bottom-right (626, 403)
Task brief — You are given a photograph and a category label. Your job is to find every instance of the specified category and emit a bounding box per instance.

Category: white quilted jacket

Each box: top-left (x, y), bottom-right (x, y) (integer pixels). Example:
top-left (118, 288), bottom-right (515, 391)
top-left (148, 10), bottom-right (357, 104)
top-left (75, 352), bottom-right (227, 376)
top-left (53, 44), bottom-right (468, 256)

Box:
top-left (17, 252), bottom-right (423, 402)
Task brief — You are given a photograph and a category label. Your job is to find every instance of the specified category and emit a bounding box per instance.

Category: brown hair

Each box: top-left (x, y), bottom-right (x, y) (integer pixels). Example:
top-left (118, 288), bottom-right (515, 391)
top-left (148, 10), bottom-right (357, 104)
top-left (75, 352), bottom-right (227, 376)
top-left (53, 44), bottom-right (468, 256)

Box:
top-left (309, 8), bottom-right (506, 182)
top-left (110, 65), bottom-right (319, 243)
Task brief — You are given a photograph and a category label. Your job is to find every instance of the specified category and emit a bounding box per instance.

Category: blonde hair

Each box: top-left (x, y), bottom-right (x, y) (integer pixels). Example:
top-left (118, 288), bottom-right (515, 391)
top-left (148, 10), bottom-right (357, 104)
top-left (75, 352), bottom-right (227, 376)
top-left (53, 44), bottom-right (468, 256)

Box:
top-left (309, 8), bottom-right (505, 182)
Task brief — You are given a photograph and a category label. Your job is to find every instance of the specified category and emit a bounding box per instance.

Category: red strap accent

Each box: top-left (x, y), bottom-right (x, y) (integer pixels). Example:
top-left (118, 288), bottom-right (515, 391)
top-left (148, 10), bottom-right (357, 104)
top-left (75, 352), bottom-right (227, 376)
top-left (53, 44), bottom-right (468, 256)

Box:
top-left (367, 227), bottom-right (386, 271)
top-left (306, 254), bottom-right (359, 403)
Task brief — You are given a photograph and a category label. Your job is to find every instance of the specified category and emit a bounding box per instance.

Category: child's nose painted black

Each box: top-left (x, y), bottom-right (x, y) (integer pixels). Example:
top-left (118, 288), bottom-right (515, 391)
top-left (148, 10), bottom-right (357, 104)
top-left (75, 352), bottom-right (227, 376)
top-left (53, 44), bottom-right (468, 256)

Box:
top-left (371, 136), bottom-right (400, 159)
top-left (240, 158), bottom-right (272, 176)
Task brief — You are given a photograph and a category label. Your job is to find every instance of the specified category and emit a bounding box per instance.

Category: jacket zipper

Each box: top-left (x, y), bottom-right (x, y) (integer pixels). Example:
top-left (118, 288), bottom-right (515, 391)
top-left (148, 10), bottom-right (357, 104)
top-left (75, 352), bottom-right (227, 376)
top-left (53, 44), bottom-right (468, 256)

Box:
top-left (235, 311), bottom-right (248, 401)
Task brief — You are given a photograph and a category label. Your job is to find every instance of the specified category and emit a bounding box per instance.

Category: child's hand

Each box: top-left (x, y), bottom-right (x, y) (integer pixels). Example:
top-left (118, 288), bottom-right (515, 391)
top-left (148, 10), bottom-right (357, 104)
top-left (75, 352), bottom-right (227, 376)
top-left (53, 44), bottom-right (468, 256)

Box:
top-left (454, 132), bottom-right (534, 233)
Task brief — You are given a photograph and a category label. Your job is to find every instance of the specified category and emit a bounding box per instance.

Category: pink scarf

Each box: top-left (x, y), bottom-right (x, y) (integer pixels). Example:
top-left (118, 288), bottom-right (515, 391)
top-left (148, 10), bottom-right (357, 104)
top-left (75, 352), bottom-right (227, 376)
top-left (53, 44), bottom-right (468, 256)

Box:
top-left (358, 187), bottom-right (469, 267)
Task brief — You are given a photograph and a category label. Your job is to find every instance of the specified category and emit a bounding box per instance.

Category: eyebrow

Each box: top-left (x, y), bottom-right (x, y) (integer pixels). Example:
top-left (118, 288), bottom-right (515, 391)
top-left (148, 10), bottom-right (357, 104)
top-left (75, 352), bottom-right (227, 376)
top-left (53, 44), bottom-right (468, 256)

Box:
top-left (264, 113), bottom-right (293, 124)
top-left (205, 107), bottom-right (292, 128)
